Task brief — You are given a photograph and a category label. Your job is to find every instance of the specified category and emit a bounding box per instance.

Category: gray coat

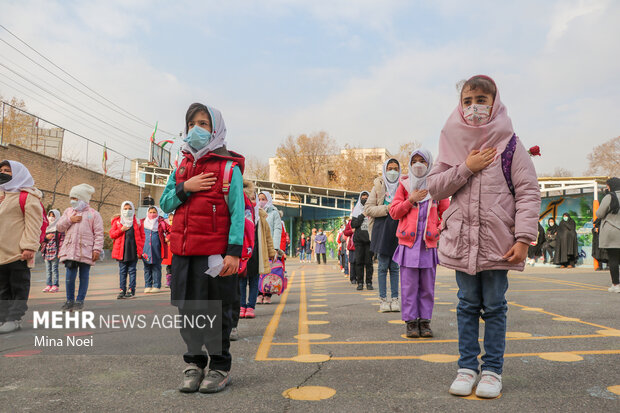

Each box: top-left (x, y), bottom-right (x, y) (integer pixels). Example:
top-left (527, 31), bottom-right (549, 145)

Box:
top-left (596, 191), bottom-right (620, 248)
top-left (265, 206), bottom-right (283, 250)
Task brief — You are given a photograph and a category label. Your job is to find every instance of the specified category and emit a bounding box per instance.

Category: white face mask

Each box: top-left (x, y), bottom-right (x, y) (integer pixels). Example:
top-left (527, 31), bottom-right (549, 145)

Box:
top-left (463, 104), bottom-right (492, 126)
top-left (71, 200), bottom-right (87, 211)
top-left (411, 162), bottom-right (428, 178)
top-left (385, 169), bottom-right (400, 183)
top-left (122, 209), bottom-right (134, 218)
top-left (48, 216), bottom-right (56, 223)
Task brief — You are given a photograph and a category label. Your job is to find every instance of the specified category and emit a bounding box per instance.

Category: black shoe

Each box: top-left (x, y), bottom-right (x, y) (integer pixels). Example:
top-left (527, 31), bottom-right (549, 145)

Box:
top-left (117, 290), bottom-right (126, 299)
top-left (406, 319), bottom-right (420, 338)
top-left (125, 290), bottom-right (135, 298)
top-left (61, 301), bottom-right (74, 311)
top-left (366, 284), bottom-right (374, 290)
top-left (356, 284), bottom-right (364, 291)
top-left (419, 319), bottom-right (433, 337)
top-left (73, 301), bottom-right (84, 311)
top-left (350, 280), bottom-right (357, 285)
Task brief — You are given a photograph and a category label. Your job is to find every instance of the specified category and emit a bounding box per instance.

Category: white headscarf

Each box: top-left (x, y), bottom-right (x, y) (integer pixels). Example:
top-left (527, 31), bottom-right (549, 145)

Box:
top-left (382, 158), bottom-right (401, 203)
top-left (351, 191), bottom-right (370, 217)
top-left (143, 206), bottom-right (161, 232)
top-left (182, 105), bottom-right (228, 161)
top-left (259, 191), bottom-right (274, 210)
top-left (120, 201), bottom-right (135, 227)
top-left (0, 160), bottom-right (35, 193)
top-left (406, 148), bottom-right (434, 202)
top-left (46, 209), bottom-right (61, 233)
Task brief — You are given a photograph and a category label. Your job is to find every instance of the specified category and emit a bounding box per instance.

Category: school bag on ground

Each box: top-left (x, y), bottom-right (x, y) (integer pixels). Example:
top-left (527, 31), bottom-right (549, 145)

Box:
top-left (222, 160), bottom-right (255, 274)
top-left (19, 191), bottom-right (49, 244)
top-left (258, 258), bottom-right (288, 295)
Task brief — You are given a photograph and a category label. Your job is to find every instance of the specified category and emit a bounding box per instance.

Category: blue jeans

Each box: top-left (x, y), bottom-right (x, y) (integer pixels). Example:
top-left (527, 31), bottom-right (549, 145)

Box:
top-left (119, 260), bottom-right (138, 292)
top-left (239, 273), bottom-right (259, 309)
top-left (45, 258), bottom-right (59, 286)
top-left (341, 251), bottom-right (349, 275)
top-left (299, 250), bottom-right (306, 261)
top-left (65, 262), bottom-right (91, 302)
top-left (378, 254), bottom-right (399, 299)
top-left (456, 270), bottom-right (509, 375)
top-left (144, 262), bottom-right (162, 288)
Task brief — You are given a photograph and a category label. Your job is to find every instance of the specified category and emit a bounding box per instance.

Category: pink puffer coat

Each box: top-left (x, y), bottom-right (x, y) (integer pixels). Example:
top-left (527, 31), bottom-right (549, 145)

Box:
top-left (56, 206), bottom-right (104, 266)
top-left (427, 138), bottom-right (541, 275)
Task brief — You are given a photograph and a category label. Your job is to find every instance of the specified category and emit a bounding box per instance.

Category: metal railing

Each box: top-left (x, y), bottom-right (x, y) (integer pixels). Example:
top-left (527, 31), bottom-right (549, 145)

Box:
top-left (1, 100), bottom-right (133, 181)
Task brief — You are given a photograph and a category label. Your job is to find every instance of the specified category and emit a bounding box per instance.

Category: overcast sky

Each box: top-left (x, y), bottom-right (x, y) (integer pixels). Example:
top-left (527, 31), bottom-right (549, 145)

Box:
top-left (1, 0), bottom-right (619, 175)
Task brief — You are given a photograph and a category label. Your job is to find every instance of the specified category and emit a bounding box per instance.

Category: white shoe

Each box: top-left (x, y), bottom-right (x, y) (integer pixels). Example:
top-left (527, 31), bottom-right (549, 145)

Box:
top-left (475, 371), bottom-right (502, 398)
top-left (144, 287), bottom-right (152, 294)
top-left (608, 285), bottom-right (620, 293)
top-left (379, 298), bottom-right (391, 313)
top-left (0, 320), bottom-right (22, 334)
top-left (150, 287), bottom-right (161, 293)
top-left (449, 368), bottom-right (478, 396)
top-left (390, 298), bottom-right (401, 312)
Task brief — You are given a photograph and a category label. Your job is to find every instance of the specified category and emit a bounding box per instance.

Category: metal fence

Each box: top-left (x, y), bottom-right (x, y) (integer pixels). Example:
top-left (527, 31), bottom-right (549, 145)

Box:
top-left (0, 100), bottom-right (133, 181)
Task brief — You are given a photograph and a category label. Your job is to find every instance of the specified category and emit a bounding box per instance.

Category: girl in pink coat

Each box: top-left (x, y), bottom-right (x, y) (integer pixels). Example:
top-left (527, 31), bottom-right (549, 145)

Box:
top-left (427, 75), bottom-right (540, 399)
top-left (390, 149), bottom-right (449, 339)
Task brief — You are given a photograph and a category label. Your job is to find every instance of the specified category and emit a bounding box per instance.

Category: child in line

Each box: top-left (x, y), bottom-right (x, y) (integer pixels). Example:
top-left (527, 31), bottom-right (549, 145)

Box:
top-left (162, 212), bottom-right (174, 288)
top-left (390, 149), bottom-right (449, 336)
top-left (343, 219), bottom-right (356, 284)
top-left (314, 228), bottom-right (327, 264)
top-left (0, 160), bottom-right (43, 334)
top-left (351, 191), bottom-right (373, 290)
top-left (427, 75), bottom-right (540, 398)
top-left (141, 206), bottom-right (170, 293)
top-left (365, 158), bottom-right (402, 312)
top-left (160, 102), bottom-right (245, 394)
top-left (41, 209), bottom-right (64, 293)
top-left (110, 201), bottom-right (144, 299)
top-left (56, 184), bottom-right (104, 311)
top-left (257, 191), bottom-right (282, 304)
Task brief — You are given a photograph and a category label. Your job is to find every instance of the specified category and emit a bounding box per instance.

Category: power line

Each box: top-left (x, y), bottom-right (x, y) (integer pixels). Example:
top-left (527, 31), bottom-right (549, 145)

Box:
top-left (0, 24), bottom-right (179, 138)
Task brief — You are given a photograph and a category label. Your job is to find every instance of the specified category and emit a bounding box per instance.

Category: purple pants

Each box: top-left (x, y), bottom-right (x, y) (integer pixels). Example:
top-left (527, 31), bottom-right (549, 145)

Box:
top-left (400, 266), bottom-right (436, 321)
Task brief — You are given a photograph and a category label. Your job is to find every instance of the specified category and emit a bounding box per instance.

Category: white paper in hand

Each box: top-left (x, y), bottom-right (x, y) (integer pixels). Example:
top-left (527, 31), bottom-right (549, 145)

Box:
top-left (205, 255), bottom-right (224, 278)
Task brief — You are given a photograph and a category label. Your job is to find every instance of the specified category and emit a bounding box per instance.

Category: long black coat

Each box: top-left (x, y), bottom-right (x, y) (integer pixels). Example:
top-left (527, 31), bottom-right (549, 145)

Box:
top-left (592, 218), bottom-right (609, 263)
top-left (554, 217), bottom-right (579, 264)
top-left (528, 222), bottom-right (545, 258)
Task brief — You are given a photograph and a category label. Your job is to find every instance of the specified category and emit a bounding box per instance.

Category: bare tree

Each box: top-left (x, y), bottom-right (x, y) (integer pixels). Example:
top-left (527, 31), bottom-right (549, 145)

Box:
top-left (244, 155), bottom-right (270, 180)
top-left (586, 136), bottom-right (620, 177)
top-left (393, 141), bottom-right (422, 173)
top-left (274, 131), bottom-right (338, 186)
top-left (335, 145), bottom-right (382, 192)
top-left (47, 154), bottom-right (81, 211)
top-left (94, 159), bottom-right (125, 211)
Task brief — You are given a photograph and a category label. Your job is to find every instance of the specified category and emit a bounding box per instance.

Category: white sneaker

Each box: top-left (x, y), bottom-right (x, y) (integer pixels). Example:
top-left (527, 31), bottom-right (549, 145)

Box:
top-left (608, 284), bottom-right (620, 293)
top-left (475, 371), bottom-right (502, 398)
top-left (0, 320), bottom-right (22, 334)
top-left (150, 287), bottom-right (161, 293)
top-left (379, 298), bottom-right (391, 313)
top-left (449, 368), bottom-right (478, 396)
top-left (144, 287), bottom-right (152, 294)
top-left (390, 298), bottom-right (401, 312)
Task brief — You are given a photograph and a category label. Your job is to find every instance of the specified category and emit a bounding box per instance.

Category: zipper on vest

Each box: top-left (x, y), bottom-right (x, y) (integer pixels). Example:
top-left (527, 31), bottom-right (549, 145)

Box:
top-left (212, 205), bottom-right (217, 230)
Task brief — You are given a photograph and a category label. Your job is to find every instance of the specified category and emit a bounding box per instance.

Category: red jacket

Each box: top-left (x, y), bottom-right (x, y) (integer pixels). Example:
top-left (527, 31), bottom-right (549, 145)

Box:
top-left (343, 222), bottom-right (355, 251)
top-left (170, 149), bottom-right (245, 256)
top-left (140, 217), bottom-right (171, 261)
top-left (389, 182), bottom-right (450, 249)
top-left (280, 222), bottom-right (288, 251)
top-left (110, 216), bottom-right (145, 261)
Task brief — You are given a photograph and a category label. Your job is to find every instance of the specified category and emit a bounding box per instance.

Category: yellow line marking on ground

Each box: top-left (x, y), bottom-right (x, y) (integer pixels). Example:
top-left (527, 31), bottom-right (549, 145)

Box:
top-left (510, 274), bottom-right (607, 291)
top-left (255, 271), bottom-right (295, 361)
top-left (270, 334), bottom-right (608, 346)
top-left (508, 302), bottom-right (614, 330)
top-left (297, 270), bottom-right (311, 357)
top-left (607, 385), bottom-right (620, 395)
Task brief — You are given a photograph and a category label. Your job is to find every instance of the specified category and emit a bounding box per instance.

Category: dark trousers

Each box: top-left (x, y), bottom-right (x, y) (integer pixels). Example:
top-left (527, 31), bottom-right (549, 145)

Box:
top-left (608, 248), bottom-right (620, 285)
top-left (542, 243), bottom-right (554, 263)
top-left (316, 253), bottom-right (326, 264)
top-left (171, 255), bottom-right (236, 372)
top-left (0, 260), bottom-right (30, 322)
top-left (348, 250), bottom-right (357, 283)
top-left (354, 242), bottom-right (373, 285)
top-left (119, 260), bottom-right (137, 292)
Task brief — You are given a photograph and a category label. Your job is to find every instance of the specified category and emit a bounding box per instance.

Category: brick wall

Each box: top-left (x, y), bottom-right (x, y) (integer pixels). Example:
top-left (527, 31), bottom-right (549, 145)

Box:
top-left (1, 144), bottom-right (141, 232)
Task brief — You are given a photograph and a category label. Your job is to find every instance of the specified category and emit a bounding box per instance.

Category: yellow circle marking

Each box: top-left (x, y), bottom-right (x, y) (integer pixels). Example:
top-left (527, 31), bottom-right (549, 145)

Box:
top-left (294, 333), bottom-right (331, 340)
top-left (309, 304), bottom-right (328, 308)
top-left (597, 329), bottom-right (620, 337)
top-left (506, 332), bottom-right (532, 338)
top-left (310, 299), bottom-right (327, 302)
top-left (304, 320), bottom-right (330, 325)
top-left (521, 307), bottom-right (544, 312)
top-left (419, 354), bottom-right (459, 363)
top-left (282, 385), bottom-right (336, 400)
top-left (607, 385), bottom-right (620, 395)
top-left (538, 352), bottom-right (583, 362)
top-left (463, 392), bottom-right (502, 400)
top-left (435, 302), bottom-right (453, 305)
top-left (388, 320), bottom-right (406, 324)
top-left (449, 309), bottom-right (457, 313)
top-left (291, 354), bottom-right (331, 363)
top-left (552, 317), bottom-right (581, 322)
top-left (307, 311), bottom-right (328, 315)
top-left (362, 293), bottom-right (375, 296)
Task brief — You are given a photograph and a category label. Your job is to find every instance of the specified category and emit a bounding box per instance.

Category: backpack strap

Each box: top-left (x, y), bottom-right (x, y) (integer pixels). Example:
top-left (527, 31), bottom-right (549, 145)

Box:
top-left (501, 134), bottom-right (518, 197)
top-left (19, 191), bottom-right (28, 215)
top-left (222, 160), bottom-right (237, 205)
